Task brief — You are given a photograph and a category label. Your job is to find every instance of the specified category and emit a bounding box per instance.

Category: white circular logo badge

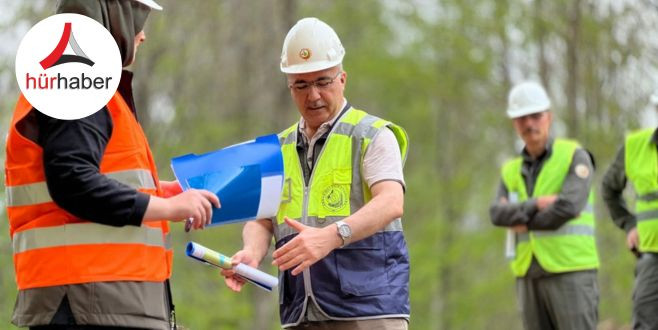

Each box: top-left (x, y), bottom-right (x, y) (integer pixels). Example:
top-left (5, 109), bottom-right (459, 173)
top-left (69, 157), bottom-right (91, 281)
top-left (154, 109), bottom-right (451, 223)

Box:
top-left (15, 13), bottom-right (122, 120)
top-left (575, 163), bottom-right (590, 179)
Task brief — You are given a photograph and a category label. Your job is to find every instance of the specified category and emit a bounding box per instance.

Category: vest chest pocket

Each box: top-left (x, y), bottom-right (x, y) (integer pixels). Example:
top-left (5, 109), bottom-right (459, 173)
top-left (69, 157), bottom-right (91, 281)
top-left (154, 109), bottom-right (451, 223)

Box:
top-left (336, 234), bottom-right (389, 297)
top-left (316, 169), bottom-right (351, 218)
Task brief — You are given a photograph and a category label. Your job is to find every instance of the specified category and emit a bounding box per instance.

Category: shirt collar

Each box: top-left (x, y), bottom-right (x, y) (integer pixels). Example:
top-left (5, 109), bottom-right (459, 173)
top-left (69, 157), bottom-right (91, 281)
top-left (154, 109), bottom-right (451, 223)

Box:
top-left (520, 137), bottom-right (554, 162)
top-left (298, 98), bottom-right (348, 132)
top-left (298, 99), bottom-right (350, 143)
top-left (651, 128), bottom-right (658, 145)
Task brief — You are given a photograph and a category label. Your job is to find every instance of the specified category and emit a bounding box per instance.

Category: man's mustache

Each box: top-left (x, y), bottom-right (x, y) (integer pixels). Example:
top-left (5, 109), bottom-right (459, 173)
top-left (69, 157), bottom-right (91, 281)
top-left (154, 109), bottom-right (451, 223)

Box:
top-left (523, 127), bottom-right (540, 134)
top-left (307, 102), bottom-right (327, 109)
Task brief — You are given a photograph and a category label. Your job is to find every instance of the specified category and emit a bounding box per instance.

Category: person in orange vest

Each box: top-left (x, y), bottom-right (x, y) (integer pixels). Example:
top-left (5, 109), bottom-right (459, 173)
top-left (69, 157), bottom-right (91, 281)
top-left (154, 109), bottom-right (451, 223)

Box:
top-left (5, 1), bottom-right (219, 329)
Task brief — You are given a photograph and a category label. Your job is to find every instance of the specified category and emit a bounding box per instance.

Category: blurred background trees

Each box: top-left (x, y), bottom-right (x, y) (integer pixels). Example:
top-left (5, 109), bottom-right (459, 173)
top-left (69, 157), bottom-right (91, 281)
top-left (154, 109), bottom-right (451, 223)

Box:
top-left (1, 0), bottom-right (658, 329)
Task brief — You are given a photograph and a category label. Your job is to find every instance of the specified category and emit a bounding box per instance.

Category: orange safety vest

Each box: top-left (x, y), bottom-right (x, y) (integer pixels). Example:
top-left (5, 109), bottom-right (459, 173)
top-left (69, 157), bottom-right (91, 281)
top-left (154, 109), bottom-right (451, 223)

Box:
top-left (5, 92), bottom-right (172, 290)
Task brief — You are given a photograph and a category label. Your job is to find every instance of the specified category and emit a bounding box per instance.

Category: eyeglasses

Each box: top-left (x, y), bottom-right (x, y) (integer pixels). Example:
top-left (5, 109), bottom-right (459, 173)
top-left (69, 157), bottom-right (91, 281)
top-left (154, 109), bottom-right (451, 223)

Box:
top-left (289, 71), bottom-right (342, 92)
top-left (516, 111), bottom-right (547, 121)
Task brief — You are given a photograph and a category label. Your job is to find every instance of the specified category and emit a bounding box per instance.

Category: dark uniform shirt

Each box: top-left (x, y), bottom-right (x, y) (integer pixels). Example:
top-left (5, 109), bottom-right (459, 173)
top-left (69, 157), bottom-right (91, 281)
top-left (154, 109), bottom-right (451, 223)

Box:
top-left (296, 102), bottom-right (350, 185)
top-left (601, 128), bottom-right (658, 233)
top-left (489, 138), bottom-right (595, 276)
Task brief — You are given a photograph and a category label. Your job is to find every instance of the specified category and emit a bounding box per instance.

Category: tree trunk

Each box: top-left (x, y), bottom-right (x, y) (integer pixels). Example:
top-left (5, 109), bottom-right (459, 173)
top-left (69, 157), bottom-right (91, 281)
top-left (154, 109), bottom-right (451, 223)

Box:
top-left (565, 0), bottom-right (582, 136)
top-left (534, 0), bottom-right (550, 90)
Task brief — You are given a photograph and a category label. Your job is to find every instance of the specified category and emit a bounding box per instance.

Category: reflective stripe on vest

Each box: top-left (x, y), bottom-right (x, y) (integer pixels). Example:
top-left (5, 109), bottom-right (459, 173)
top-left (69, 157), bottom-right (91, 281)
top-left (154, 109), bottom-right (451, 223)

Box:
top-left (5, 92), bottom-right (171, 289)
top-left (638, 191), bottom-right (658, 202)
top-left (13, 222), bottom-right (168, 253)
top-left (517, 223), bottom-right (595, 242)
top-left (501, 139), bottom-right (599, 277)
top-left (638, 210), bottom-right (658, 222)
top-left (625, 128), bottom-right (658, 252)
top-left (273, 215), bottom-right (403, 241)
top-left (274, 108), bottom-right (411, 323)
top-left (6, 169), bottom-right (156, 207)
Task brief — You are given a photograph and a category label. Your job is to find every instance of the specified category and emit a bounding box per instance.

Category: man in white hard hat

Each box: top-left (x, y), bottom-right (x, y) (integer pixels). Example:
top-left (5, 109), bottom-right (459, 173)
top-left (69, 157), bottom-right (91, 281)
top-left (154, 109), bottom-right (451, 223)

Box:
top-left (489, 82), bottom-right (600, 330)
top-left (602, 91), bottom-right (658, 329)
top-left (222, 17), bottom-right (411, 329)
top-left (6, 1), bottom-right (220, 329)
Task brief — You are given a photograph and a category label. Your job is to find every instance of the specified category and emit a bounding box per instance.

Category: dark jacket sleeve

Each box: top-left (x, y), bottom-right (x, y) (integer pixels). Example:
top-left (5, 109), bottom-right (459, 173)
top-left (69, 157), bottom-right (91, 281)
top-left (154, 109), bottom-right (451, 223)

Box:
top-left (489, 180), bottom-right (539, 227)
top-left (601, 145), bottom-right (636, 232)
top-left (527, 148), bottom-right (593, 230)
top-left (36, 108), bottom-right (149, 226)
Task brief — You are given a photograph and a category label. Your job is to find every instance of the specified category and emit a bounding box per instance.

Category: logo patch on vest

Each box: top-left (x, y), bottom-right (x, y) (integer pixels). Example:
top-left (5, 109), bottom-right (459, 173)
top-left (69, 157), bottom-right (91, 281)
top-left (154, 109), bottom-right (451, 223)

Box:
top-left (575, 164), bottom-right (590, 179)
top-left (321, 184), bottom-right (347, 212)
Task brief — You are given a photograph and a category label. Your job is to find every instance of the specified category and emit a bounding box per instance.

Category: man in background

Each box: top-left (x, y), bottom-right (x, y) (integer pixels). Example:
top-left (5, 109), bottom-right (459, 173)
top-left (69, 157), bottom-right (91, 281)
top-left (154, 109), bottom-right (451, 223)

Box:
top-left (490, 81), bottom-right (599, 330)
top-left (602, 91), bottom-right (658, 329)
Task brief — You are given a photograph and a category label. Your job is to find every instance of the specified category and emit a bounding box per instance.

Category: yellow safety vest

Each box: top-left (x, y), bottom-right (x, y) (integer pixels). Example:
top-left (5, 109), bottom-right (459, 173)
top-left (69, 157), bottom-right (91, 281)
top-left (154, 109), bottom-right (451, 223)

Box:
top-left (273, 107), bottom-right (411, 323)
top-left (625, 128), bottom-right (658, 252)
top-left (501, 139), bottom-right (599, 277)
top-left (274, 108), bottom-right (408, 237)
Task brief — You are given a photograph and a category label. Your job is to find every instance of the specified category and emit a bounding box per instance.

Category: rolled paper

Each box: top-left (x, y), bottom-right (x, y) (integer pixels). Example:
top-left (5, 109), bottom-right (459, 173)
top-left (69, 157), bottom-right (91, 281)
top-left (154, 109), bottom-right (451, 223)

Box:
top-left (186, 241), bottom-right (279, 291)
top-left (234, 263), bottom-right (279, 291)
top-left (186, 241), bottom-right (232, 269)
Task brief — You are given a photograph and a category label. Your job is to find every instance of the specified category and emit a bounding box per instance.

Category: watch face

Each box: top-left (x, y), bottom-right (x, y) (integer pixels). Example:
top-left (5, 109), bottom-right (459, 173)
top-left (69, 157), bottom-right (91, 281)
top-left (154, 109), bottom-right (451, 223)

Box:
top-left (339, 224), bottom-right (351, 237)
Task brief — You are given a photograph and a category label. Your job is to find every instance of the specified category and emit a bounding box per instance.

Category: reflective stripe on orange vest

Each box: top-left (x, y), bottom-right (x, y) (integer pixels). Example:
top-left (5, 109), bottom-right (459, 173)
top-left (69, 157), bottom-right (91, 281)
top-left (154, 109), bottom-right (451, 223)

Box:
top-left (6, 169), bottom-right (156, 207)
top-left (13, 222), bottom-right (168, 253)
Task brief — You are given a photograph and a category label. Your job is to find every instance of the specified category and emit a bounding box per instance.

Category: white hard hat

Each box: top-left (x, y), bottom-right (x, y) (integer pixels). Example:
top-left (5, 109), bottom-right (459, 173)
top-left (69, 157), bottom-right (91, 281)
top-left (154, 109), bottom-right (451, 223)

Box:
top-left (280, 17), bottom-right (345, 74)
top-left (133, 0), bottom-right (162, 10)
top-left (507, 81), bottom-right (551, 118)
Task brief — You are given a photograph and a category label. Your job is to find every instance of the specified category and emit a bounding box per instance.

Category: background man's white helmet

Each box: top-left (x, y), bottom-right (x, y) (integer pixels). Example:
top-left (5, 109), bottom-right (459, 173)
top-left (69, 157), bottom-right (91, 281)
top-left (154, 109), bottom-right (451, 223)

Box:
top-left (507, 81), bottom-right (551, 118)
top-left (133, 0), bottom-right (162, 10)
top-left (280, 17), bottom-right (345, 74)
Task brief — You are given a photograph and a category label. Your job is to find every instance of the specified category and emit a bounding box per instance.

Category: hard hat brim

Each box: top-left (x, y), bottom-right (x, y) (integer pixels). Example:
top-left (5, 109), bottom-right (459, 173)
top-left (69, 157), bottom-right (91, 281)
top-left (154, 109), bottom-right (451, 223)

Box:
top-left (280, 59), bottom-right (343, 74)
top-left (507, 103), bottom-right (551, 119)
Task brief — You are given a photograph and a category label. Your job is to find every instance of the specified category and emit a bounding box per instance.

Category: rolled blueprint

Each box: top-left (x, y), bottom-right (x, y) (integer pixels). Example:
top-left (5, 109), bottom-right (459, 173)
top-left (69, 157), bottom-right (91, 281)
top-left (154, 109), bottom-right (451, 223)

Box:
top-left (504, 192), bottom-right (519, 259)
top-left (186, 242), bottom-right (279, 291)
top-left (505, 229), bottom-right (516, 260)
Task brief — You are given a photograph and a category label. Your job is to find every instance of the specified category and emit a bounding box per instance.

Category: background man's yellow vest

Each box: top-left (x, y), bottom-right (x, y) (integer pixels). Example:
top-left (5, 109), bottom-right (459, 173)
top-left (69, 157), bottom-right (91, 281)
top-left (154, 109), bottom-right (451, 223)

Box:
top-left (501, 139), bottom-right (599, 277)
top-left (625, 128), bottom-right (658, 252)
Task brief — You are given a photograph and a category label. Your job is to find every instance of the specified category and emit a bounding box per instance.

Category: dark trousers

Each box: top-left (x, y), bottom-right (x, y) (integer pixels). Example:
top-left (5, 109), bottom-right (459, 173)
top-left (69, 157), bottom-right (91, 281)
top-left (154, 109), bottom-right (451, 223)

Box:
top-left (516, 270), bottom-right (598, 330)
top-left (633, 253), bottom-right (658, 330)
top-left (288, 318), bottom-right (408, 330)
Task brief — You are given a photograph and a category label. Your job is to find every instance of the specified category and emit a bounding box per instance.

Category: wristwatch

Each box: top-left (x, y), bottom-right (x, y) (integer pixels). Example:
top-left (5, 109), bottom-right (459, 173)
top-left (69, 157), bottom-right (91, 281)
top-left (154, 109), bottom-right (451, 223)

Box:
top-left (335, 220), bottom-right (352, 248)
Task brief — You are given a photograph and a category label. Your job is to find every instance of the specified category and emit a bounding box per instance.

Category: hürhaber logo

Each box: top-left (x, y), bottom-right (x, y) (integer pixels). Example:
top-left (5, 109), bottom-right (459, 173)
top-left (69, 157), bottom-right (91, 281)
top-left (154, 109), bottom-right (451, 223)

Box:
top-left (15, 13), bottom-right (122, 120)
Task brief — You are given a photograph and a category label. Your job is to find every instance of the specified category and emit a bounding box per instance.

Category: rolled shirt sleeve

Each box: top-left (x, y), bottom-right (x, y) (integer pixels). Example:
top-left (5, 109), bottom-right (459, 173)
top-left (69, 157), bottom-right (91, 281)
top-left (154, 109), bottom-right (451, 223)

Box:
top-left (362, 127), bottom-right (405, 190)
